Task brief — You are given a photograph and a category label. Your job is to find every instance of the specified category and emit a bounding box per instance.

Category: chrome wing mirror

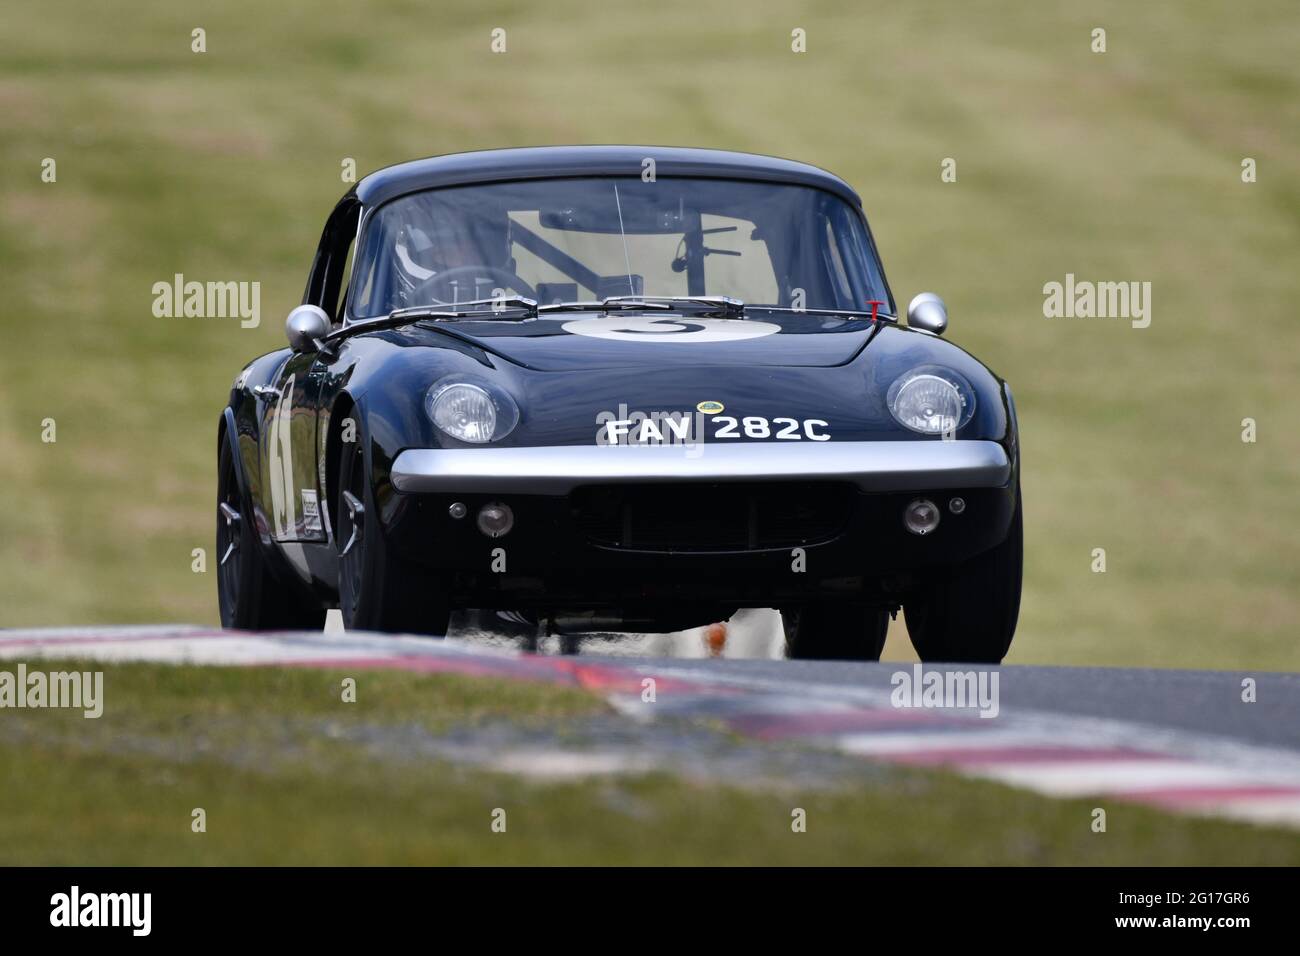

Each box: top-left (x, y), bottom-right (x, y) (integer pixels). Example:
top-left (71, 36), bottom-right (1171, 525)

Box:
top-left (906, 293), bottom-right (948, 336)
top-left (285, 304), bottom-right (331, 353)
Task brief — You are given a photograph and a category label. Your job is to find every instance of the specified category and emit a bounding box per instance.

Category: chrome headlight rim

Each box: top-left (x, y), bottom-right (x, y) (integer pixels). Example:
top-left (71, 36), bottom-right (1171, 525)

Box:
top-left (886, 365), bottom-right (977, 436)
top-left (425, 377), bottom-right (521, 444)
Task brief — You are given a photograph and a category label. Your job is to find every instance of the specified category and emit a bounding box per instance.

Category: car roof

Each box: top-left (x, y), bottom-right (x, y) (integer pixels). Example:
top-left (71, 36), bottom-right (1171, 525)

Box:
top-left (354, 145), bottom-right (863, 209)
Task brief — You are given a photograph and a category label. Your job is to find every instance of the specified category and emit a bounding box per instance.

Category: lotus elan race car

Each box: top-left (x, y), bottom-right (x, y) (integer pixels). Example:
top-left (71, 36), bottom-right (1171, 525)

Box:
top-left (217, 146), bottom-right (1022, 662)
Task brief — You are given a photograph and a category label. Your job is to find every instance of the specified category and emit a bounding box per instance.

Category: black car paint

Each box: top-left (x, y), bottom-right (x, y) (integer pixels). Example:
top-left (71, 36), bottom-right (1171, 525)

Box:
top-left (219, 147), bottom-right (1019, 615)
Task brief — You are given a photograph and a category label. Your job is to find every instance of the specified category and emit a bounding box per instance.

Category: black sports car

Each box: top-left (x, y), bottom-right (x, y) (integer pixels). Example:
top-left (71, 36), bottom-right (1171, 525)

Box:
top-left (217, 146), bottom-right (1022, 662)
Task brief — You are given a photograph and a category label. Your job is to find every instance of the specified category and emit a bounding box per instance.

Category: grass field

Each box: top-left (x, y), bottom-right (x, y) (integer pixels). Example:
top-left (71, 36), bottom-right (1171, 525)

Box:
top-left (2, 660), bottom-right (1296, 865)
top-left (1, 1), bottom-right (1298, 670)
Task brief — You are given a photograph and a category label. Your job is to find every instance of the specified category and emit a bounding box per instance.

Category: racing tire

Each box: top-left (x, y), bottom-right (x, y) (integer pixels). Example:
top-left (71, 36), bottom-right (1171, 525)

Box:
top-left (903, 484), bottom-right (1023, 664)
top-left (216, 438), bottom-right (327, 631)
top-left (336, 435), bottom-right (451, 636)
top-left (782, 605), bottom-right (890, 661)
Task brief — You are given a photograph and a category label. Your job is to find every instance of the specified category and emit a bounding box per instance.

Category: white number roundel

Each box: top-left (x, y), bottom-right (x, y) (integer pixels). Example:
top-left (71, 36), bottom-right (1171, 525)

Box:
top-left (561, 316), bottom-right (780, 343)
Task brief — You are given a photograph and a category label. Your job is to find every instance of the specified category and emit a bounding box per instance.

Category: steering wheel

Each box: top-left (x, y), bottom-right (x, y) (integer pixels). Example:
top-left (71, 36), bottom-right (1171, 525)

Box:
top-left (409, 266), bottom-right (536, 305)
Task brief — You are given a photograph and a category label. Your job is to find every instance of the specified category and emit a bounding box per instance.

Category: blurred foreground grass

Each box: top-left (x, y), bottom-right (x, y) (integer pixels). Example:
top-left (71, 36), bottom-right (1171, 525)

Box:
top-left (1, 661), bottom-right (1295, 865)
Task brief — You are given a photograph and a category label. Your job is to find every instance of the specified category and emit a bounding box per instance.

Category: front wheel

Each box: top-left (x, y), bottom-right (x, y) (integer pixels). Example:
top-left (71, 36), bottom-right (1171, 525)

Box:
top-left (782, 605), bottom-right (890, 661)
top-left (903, 485), bottom-right (1023, 663)
top-left (336, 435), bottom-right (451, 636)
top-left (216, 438), bottom-right (326, 631)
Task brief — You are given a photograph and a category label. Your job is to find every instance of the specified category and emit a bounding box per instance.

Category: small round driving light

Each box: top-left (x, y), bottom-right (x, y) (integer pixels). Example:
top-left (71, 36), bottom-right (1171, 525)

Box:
top-left (904, 499), bottom-right (941, 536)
top-left (949, 497), bottom-right (966, 515)
top-left (448, 502), bottom-right (467, 519)
top-left (477, 502), bottom-right (514, 538)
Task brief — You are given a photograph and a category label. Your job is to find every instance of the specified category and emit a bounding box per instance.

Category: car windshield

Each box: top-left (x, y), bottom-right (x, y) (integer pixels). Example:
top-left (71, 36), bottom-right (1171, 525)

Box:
top-left (348, 177), bottom-right (891, 319)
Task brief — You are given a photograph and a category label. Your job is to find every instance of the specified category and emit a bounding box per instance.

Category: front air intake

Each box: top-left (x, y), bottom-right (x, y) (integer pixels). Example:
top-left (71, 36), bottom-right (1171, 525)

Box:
top-left (569, 481), bottom-right (854, 552)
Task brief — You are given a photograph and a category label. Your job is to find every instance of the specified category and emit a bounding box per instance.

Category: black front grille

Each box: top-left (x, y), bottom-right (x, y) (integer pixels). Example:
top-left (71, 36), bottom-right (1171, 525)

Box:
top-left (569, 482), bottom-right (855, 552)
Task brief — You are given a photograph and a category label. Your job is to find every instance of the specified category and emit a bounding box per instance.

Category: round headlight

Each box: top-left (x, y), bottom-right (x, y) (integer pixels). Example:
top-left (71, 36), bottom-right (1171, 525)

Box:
top-left (887, 367), bottom-right (975, 435)
top-left (428, 383), bottom-right (498, 443)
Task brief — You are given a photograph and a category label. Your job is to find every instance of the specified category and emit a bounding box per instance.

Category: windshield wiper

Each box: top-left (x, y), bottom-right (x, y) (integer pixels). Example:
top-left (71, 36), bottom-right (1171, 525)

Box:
top-left (321, 297), bottom-right (539, 352)
top-left (539, 295), bottom-right (746, 318)
top-left (385, 296), bottom-right (539, 323)
top-left (537, 298), bottom-right (670, 314)
top-left (615, 295), bottom-right (746, 318)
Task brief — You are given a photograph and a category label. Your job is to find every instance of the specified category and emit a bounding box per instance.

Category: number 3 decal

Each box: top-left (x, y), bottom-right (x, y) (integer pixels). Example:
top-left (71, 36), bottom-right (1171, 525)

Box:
top-left (562, 316), bottom-right (781, 343)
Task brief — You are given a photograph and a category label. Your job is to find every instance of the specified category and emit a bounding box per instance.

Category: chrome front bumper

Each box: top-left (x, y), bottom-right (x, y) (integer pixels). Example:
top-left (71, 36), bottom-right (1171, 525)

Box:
top-left (390, 440), bottom-right (1011, 495)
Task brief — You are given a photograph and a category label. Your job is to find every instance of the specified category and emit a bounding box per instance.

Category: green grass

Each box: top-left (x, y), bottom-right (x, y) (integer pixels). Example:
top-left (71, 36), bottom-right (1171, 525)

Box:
top-left (1, 1), bottom-right (1298, 669)
top-left (1, 661), bottom-right (1296, 865)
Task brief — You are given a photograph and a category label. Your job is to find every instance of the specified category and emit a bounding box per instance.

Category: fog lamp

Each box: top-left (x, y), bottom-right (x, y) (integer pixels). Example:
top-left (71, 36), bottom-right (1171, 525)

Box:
top-left (477, 502), bottom-right (514, 538)
top-left (904, 499), bottom-right (941, 536)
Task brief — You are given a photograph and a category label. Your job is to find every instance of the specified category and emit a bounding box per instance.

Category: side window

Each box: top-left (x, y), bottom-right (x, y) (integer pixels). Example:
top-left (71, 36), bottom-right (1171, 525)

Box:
top-left (307, 200), bottom-right (360, 324)
top-left (334, 235), bottom-right (356, 322)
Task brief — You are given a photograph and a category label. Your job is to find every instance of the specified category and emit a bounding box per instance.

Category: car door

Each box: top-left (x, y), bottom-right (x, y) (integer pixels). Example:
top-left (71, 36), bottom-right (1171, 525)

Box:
top-left (258, 353), bottom-right (327, 542)
top-left (257, 196), bottom-right (359, 543)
